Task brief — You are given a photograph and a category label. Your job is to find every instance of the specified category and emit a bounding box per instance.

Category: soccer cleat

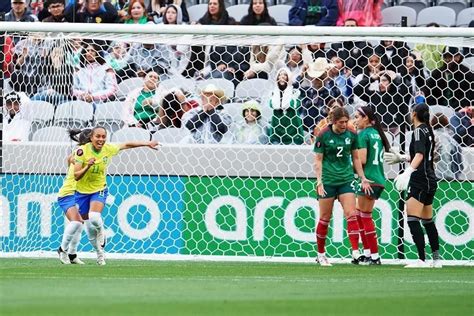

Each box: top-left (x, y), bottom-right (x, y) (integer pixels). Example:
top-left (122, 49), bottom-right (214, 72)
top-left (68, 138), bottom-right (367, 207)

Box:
top-left (69, 254), bottom-right (85, 265)
top-left (57, 247), bottom-right (70, 265)
top-left (432, 259), bottom-right (443, 268)
top-left (97, 252), bottom-right (106, 266)
top-left (316, 254), bottom-right (332, 267)
top-left (352, 255), bottom-right (370, 265)
top-left (404, 259), bottom-right (431, 268)
top-left (369, 258), bottom-right (382, 266)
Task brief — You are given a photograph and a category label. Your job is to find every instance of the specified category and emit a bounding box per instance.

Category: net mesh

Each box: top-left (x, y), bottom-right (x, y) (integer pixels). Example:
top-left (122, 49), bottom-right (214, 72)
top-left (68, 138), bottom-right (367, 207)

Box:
top-left (1, 27), bottom-right (473, 263)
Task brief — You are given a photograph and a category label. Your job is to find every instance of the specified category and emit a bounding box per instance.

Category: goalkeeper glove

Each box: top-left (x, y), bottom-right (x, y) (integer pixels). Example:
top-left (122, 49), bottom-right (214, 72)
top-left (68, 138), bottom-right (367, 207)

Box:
top-left (384, 147), bottom-right (409, 165)
top-left (394, 166), bottom-right (415, 191)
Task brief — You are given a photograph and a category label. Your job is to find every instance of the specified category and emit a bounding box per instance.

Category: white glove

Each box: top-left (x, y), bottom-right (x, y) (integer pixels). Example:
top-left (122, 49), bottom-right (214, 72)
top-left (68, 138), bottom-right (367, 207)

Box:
top-left (384, 147), bottom-right (409, 165)
top-left (394, 166), bottom-right (415, 191)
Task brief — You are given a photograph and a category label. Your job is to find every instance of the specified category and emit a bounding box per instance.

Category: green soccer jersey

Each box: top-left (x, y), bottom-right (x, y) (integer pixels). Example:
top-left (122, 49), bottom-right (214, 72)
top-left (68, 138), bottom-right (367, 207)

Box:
top-left (313, 126), bottom-right (358, 186)
top-left (357, 127), bottom-right (386, 186)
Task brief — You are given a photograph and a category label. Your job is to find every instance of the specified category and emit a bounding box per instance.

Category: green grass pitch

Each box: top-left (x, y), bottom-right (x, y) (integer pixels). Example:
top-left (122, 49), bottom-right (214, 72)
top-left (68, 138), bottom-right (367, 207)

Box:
top-left (1, 259), bottom-right (472, 316)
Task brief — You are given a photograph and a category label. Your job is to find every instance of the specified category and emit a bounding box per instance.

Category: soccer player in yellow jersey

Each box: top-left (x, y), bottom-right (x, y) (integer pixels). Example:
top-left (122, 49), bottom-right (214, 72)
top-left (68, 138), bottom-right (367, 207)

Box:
top-left (73, 126), bottom-right (159, 265)
top-left (56, 129), bottom-right (93, 265)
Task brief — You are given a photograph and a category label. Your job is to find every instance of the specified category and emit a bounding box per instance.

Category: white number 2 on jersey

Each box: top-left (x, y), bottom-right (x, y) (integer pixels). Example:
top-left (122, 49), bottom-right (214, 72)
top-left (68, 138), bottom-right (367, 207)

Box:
top-left (336, 146), bottom-right (343, 157)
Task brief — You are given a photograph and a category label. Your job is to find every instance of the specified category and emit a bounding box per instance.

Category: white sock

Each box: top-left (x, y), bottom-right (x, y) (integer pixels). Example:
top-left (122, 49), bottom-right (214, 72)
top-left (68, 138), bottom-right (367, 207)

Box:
top-left (68, 224), bottom-right (83, 255)
top-left (364, 249), bottom-right (371, 257)
top-left (352, 250), bottom-right (361, 259)
top-left (84, 220), bottom-right (98, 251)
top-left (60, 221), bottom-right (82, 252)
top-left (371, 253), bottom-right (380, 260)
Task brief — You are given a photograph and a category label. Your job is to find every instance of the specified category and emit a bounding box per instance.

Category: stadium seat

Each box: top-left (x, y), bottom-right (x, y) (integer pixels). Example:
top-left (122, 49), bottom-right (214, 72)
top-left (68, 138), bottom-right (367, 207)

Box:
top-left (429, 105), bottom-right (455, 119)
top-left (462, 56), bottom-right (474, 71)
top-left (234, 79), bottom-right (273, 103)
top-left (268, 5), bottom-right (291, 25)
top-left (111, 127), bottom-right (151, 142)
top-left (456, 7), bottom-right (474, 26)
top-left (187, 4), bottom-right (208, 23)
top-left (381, 6), bottom-right (417, 26)
top-left (23, 100), bottom-right (55, 125)
top-left (227, 4), bottom-right (249, 22)
top-left (32, 126), bottom-right (70, 142)
top-left (152, 127), bottom-right (191, 144)
top-left (439, 0), bottom-right (467, 15)
top-left (94, 101), bottom-right (125, 133)
top-left (160, 76), bottom-right (197, 93)
top-left (399, 0), bottom-right (428, 14)
top-left (117, 77), bottom-right (144, 100)
top-left (196, 78), bottom-right (235, 100)
top-left (417, 6), bottom-right (456, 26)
top-left (54, 101), bottom-right (94, 129)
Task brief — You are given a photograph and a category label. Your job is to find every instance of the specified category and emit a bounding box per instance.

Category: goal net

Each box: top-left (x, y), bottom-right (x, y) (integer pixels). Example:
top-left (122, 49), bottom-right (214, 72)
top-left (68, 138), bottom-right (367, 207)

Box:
top-left (1, 23), bottom-right (472, 265)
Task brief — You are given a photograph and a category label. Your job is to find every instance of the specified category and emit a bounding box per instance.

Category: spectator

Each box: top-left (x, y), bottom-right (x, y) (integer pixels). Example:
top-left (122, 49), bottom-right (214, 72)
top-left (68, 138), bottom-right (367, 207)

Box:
top-left (148, 0), bottom-right (189, 23)
top-left (374, 40), bottom-right (410, 74)
top-left (162, 5), bottom-right (191, 76)
top-left (302, 43), bottom-right (334, 63)
top-left (3, 92), bottom-right (31, 142)
top-left (109, 0), bottom-right (129, 22)
top-left (104, 41), bottom-right (134, 83)
top-left (240, 0), bottom-right (277, 26)
top-left (329, 53), bottom-right (354, 103)
top-left (5, 0), bottom-right (38, 22)
top-left (73, 43), bottom-right (118, 105)
top-left (450, 106), bottom-right (473, 147)
top-left (10, 37), bottom-right (50, 95)
top-left (122, 71), bottom-right (164, 127)
top-left (289, 0), bottom-right (338, 26)
top-left (65, 38), bottom-right (83, 68)
top-left (353, 70), bottom-right (409, 131)
top-left (129, 43), bottom-right (171, 79)
top-left (279, 46), bottom-right (304, 81)
top-left (399, 52), bottom-right (426, 106)
top-left (183, 84), bottom-right (233, 144)
top-left (30, 0), bottom-right (49, 20)
top-left (353, 52), bottom-right (384, 86)
top-left (423, 47), bottom-right (474, 111)
top-left (269, 68), bottom-right (305, 145)
top-left (148, 88), bottom-right (193, 130)
top-left (336, 0), bottom-right (381, 26)
top-left (244, 44), bottom-right (284, 80)
top-left (65, 0), bottom-right (118, 23)
top-left (235, 100), bottom-right (269, 145)
top-left (202, 43), bottom-right (249, 87)
top-left (413, 23), bottom-right (445, 72)
top-left (42, 0), bottom-right (66, 22)
top-left (32, 45), bottom-right (75, 105)
top-left (197, 0), bottom-right (234, 25)
top-left (331, 18), bottom-right (373, 77)
top-left (297, 57), bottom-right (342, 132)
top-left (431, 113), bottom-right (464, 180)
top-left (124, 0), bottom-right (150, 24)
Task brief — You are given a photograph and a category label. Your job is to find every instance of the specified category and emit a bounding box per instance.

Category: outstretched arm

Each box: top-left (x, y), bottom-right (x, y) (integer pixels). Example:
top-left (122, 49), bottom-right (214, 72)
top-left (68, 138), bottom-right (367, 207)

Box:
top-left (118, 140), bottom-right (159, 151)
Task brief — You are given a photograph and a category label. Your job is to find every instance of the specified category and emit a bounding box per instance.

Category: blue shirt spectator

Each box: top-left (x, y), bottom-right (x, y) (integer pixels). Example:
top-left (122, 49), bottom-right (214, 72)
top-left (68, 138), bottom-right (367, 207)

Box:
top-left (5, 0), bottom-right (38, 22)
top-left (450, 107), bottom-right (473, 147)
top-left (289, 0), bottom-right (338, 26)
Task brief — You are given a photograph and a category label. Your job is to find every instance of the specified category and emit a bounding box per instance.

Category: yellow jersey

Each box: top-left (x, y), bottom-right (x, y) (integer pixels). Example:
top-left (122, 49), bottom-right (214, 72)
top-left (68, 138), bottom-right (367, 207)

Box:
top-left (75, 143), bottom-right (120, 194)
top-left (57, 163), bottom-right (76, 197)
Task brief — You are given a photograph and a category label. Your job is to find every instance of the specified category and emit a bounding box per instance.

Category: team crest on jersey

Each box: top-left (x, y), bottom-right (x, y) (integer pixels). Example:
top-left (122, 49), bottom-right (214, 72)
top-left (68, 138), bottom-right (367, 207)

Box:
top-left (316, 142), bottom-right (321, 148)
top-left (103, 157), bottom-right (108, 164)
top-left (76, 149), bottom-right (83, 156)
top-left (345, 138), bottom-right (351, 145)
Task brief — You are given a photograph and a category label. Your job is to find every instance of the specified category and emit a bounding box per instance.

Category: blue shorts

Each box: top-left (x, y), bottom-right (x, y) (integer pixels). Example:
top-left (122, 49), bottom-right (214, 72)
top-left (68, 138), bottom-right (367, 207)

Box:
top-left (75, 189), bottom-right (108, 216)
top-left (57, 195), bottom-right (76, 213)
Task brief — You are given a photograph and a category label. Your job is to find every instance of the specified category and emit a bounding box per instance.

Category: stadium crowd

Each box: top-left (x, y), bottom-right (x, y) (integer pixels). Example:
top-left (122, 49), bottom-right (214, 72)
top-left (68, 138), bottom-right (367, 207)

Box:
top-left (2, 0), bottom-right (473, 172)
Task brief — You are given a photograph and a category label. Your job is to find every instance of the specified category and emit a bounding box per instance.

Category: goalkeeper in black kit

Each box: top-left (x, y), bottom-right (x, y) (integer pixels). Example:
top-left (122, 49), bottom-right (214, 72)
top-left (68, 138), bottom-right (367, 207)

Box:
top-left (385, 103), bottom-right (441, 268)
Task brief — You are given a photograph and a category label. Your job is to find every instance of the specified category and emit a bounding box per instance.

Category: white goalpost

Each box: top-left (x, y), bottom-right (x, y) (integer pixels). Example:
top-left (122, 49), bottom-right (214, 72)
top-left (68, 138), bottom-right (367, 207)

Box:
top-left (0, 23), bottom-right (473, 265)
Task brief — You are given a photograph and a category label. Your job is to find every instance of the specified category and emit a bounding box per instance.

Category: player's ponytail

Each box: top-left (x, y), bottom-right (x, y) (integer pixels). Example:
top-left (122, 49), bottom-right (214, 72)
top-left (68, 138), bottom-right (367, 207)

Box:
top-left (68, 128), bottom-right (92, 145)
top-left (413, 103), bottom-right (435, 169)
top-left (357, 106), bottom-right (390, 152)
